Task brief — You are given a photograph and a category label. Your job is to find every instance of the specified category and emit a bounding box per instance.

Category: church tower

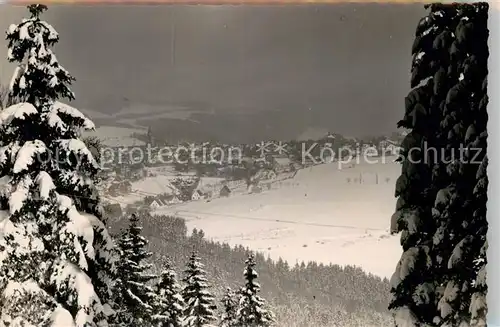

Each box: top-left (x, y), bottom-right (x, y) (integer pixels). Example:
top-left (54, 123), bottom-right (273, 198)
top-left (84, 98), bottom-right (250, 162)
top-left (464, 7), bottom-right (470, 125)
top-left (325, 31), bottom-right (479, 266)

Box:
top-left (147, 126), bottom-right (156, 147)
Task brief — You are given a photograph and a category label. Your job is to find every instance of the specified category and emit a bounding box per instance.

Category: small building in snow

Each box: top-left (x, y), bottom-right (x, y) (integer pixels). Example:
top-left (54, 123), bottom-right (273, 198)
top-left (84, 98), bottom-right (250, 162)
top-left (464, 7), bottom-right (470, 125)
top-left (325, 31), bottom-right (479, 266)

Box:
top-left (147, 198), bottom-right (165, 209)
top-left (248, 184), bottom-right (262, 194)
top-left (145, 194), bottom-right (182, 209)
top-left (160, 194), bottom-right (182, 205)
top-left (273, 157), bottom-right (292, 172)
top-left (191, 189), bottom-right (205, 201)
top-left (219, 185), bottom-right (231, 197)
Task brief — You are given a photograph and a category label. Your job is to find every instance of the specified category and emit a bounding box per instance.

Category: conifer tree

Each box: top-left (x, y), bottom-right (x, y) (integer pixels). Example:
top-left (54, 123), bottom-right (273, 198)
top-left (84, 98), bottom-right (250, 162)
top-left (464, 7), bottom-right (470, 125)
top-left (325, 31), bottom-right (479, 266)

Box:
top-left (181, 251), bottom-right (217, 327)
top-left (0, 4), bottom-right (117, 326)
top-left (432, 4), bottom-right (489, 326)
top-left (235, 255), bottom-right (275, 327)
top-left (220, 287), bottom-right (238, 327)
top-left (152, 258), bottom-right (185, 327)
top-left (115, 213), bottom-right (157, 325)
top-left (390, 3), bottom-right (489, 326)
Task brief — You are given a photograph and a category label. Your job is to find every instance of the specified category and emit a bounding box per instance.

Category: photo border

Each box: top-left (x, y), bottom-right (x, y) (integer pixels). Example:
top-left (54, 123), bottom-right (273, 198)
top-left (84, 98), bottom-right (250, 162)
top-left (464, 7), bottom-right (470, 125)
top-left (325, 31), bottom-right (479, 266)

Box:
top-left (0, 1), bottom-right (498, 325)
top-left (487, 2), bottom-right (499, 326)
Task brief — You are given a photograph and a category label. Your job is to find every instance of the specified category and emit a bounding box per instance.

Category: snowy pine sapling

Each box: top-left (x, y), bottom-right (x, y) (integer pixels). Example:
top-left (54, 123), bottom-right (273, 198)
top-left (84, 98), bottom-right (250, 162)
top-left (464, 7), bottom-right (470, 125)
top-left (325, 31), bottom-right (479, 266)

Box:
top-left (235, 255), bottom-right (275, 327)
top-left (115, 213), bottom-right (157, 325)
top-left (152, 258), bottom-right (185, 327)
top-left (220, 287), bottom-right (238, 327)
top-left (181, 251), bottom-right (217, 327)
top-left (0, 4), bottom-right (117, 326)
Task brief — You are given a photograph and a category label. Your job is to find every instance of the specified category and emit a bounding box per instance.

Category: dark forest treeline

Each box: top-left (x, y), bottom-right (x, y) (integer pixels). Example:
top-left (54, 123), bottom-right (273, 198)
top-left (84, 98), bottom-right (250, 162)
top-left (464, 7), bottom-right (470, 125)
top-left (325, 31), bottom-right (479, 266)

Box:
top-left (108, 211), bottom-right (392, 326)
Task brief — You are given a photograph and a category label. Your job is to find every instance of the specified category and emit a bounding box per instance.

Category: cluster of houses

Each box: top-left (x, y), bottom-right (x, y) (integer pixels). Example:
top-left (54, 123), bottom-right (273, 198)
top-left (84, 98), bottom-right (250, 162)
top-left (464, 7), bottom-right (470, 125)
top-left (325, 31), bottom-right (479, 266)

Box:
top-left (145, 193), bottom-right (183, 208)
top-left (100, 132), bottom-right (403, 217)
top-left (143, 184), bottom-right (233, 209)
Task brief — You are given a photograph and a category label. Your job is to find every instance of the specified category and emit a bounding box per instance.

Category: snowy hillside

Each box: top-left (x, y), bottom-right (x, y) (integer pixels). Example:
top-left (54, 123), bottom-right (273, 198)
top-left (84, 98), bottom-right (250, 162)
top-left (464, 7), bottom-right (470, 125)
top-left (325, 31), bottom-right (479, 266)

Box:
top-left (155, 157), bottom-right (402, 279)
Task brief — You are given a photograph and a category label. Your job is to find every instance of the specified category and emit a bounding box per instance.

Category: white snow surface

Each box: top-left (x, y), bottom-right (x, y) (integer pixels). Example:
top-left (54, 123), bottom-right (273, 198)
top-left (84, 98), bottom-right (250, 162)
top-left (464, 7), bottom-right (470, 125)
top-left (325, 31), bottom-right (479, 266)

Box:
top-left (156, 157), bottom-right (402, 278)
top-left (13, 140), bottom-right (47, 174)
top-left (83, 126), bottom-right (146, 147)
top-left (9, 175), bottom-right (33, 214)
top-left (132, 175), bottom-right (179, 196)
top-left (36, 172), bottom-right (56, 200)
top-left (50, 307), bottom-right (76, 327)
top-left (0, 103), bottom-right (38, 126)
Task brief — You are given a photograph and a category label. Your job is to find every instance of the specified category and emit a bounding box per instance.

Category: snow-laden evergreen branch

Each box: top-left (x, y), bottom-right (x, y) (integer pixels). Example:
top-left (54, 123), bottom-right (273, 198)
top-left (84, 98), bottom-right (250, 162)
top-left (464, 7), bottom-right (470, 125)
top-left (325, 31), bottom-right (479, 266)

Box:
top-left (0, 4), bottom-right (118, 326)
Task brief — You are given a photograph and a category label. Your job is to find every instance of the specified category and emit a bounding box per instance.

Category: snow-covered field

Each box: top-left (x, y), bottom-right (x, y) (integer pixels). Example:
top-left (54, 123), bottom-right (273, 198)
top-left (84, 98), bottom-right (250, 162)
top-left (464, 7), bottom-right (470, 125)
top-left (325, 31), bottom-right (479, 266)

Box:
top-left (83, 125), bottom-right (147, 147)
top-left (155, 157), bottom-right (402, 279)
top-left (103, 175), bottom-right (227, 206)
top-left (132, 176), bottom-right (226, 196)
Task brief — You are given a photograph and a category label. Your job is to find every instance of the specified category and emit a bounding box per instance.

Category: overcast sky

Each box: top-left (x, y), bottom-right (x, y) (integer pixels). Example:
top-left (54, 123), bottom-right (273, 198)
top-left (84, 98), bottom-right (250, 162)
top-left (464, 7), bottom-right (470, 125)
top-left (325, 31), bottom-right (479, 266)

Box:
top-left (0, 4), bottom-right (427, 141)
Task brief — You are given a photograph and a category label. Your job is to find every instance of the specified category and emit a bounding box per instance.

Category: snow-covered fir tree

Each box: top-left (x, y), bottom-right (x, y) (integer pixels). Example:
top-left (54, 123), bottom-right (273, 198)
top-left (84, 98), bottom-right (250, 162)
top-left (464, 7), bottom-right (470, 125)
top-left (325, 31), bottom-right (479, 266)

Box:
top-left (432, 4), bottom-right (489, 327)
top-left (390, 3), bottom-right (489, 327)
top-left (115, 213), bottom-right (157, 325)
top-left (0, 4), bottom-right (117, 326)
top-left (181, 251), bottom-right (217, 327)
top-left (235, 255), bottom-right (275, 327)
top-left (220, 287), bottom-right (237, 327)
top-left (152, 258), bottom-right (185, 327)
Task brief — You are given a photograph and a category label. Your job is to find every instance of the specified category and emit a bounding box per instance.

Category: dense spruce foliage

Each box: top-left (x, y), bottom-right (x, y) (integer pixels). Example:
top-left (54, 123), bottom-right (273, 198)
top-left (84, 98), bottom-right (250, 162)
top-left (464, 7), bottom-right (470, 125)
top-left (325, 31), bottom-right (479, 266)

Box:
top-left (152, 259), bottom-right (185, 327)
top-left (114, 214), bottom-right (157, 325)
top-left (234, 254), bottom-right (276, 326)
top-left (390, 3), bottom-right (489, 327)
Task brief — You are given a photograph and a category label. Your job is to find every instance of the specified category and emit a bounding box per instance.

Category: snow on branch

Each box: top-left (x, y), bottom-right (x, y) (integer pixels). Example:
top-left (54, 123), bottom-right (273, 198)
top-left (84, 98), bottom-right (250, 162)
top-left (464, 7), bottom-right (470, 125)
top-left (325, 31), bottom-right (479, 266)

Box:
top-left (447, 235), bottom-right (473, 269)
top-left (49, 306), bottom-right (76, 327)
top-left (13, 140), bottom-right (47, 174)
top-left (85, 212), bottom-right (118, 269)
top-left (56, 139), bottom-right (99, 169)
top-left (1, 279), bottom-right (56, 326)
top-left (56, 195), bottom-right (117, 271)
top-left (49, 259), bottom-right (103, 326)
top-left (390, 247), bottom-right (431, 290)
top-left (48, 102), bottom-right (95, 131)
top-left (9, 175), bottom-right (33, 214)
top-left (0, 103), bottom-right (37, 126)
top-left (58, 197), bottom-right (95, 268)
top-left (0, 143), bottom-right (21, 169)
top-left (0, 218), bottom-right (44, 261)
top-left (35, 171), bottom-right (56, 200)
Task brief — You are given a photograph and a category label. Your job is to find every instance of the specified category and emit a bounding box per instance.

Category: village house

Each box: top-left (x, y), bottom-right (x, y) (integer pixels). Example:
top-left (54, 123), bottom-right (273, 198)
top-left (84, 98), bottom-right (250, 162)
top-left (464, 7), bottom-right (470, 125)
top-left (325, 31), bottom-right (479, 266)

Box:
top-left (191, 189), bottom-right (205, 201)
top-left (248, 184), bottom-right (262, 194)
top-left (273, 157), bottom-right (292, 173)
top-left (145, 197), bottom-right (164, 209)
top-left (145, 194), bottom-right (182, 209)
top-left (219, 185), bottom-right (231, 197)
top-left (160, 193), bottom-right (181, 205)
